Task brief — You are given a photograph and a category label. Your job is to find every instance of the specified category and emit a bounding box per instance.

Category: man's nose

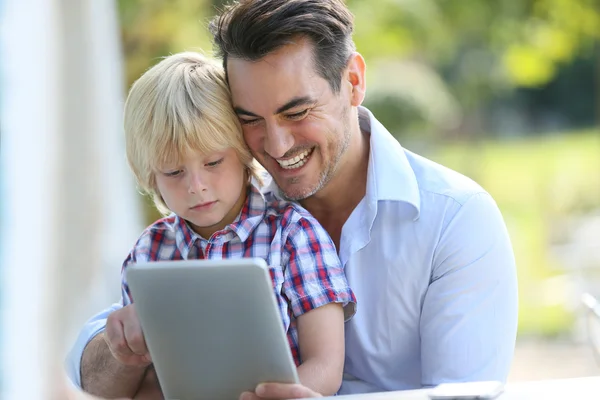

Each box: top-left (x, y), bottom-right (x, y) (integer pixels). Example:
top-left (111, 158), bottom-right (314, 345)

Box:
top-left (264, 123), bottom-right (294, 159)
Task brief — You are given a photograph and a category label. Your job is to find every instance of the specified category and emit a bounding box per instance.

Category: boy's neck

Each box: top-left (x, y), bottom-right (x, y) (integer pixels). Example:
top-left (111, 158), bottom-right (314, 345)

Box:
top-left (190, 184), bottom-right (249, 240)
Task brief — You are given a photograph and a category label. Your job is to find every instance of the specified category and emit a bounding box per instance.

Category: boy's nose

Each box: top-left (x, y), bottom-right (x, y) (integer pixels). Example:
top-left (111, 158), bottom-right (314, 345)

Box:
top-left (188, 172), bottom-right (208, 194)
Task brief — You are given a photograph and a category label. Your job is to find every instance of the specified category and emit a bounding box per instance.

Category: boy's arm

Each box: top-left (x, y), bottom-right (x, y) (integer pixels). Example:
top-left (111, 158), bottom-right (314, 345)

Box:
top-left (279, 214), bottom-right (355, 395)
top-left (242, 304), bottom-right (345, 400)
top-left (295, 302), bottom-right (345, 395)
top-left (241, 214), bottom-right (355, 400)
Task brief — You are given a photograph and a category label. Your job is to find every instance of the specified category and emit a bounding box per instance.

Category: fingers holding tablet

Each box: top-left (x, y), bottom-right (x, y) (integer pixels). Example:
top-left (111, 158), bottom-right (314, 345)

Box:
top-left (239, 382), bottom-right (322, 399)
top-left (105, 304), bottom-right (152, 367)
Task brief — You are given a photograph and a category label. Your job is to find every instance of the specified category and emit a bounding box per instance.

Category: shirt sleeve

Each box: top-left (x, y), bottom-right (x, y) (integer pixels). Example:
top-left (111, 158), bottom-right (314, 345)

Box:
top-left (420, 192), bottom-right (518, 386)
top-left (121, 229), bottom-right (156, 305)
top-left (63, 302), bottom-right (123, 388)
top-left (64, 230), bottom-right (153, 387)
top-left (282, 214), bottom-right (357, 321)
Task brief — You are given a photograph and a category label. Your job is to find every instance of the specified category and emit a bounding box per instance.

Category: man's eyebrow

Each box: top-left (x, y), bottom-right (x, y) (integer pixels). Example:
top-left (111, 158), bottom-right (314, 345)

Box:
top-left (233, 106), bottom-right (259, 118)
top-left (233, 96), bottom-right (316, 118)
top-left (276, 96), bottom-right (315, 114)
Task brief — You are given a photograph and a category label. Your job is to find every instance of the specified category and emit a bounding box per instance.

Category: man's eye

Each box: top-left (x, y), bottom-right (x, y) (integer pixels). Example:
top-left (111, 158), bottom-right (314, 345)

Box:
top-left (286, 110), bottom-right (309, 120)
top-left (240, 118), bottom-right (261, 127)
top-left (206, 158), bottom-right (224, 167)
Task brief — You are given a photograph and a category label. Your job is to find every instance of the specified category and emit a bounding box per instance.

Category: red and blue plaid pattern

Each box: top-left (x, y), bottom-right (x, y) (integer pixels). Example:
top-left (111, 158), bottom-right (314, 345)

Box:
top-left (120, 183), bottom-right (356, 366)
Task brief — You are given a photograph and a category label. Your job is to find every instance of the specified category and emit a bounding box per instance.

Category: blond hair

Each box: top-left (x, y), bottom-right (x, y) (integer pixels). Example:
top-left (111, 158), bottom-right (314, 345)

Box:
top-left (124, 51), bottom-right (264, 215)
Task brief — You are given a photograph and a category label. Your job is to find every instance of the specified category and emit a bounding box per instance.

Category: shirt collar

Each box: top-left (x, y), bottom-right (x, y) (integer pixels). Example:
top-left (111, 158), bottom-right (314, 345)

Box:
top-left (259, 107), bottom-right (421, 221)
top-left (173, 183), bottom-right (267, 258)
top-left (360, 106), bottom-right (421, 220)
top-left (227, 183), bottom-right (268, 242)
top-left (174, 215), bottom-right (199, 259)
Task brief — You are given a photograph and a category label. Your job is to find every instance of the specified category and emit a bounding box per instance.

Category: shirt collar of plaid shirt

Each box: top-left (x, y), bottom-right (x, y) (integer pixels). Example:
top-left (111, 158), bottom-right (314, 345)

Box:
top-left (172, 183), bottom-right (268, 258)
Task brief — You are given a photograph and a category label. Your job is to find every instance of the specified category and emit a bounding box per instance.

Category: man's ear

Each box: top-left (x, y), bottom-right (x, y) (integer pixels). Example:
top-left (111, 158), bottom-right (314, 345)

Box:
top-left (345, 52), bottom-right (366, 107)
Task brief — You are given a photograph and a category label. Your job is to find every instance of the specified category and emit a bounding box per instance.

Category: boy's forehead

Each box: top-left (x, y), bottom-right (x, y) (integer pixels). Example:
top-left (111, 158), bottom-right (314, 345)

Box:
top-left (153, 146), bottom-right (229, 169)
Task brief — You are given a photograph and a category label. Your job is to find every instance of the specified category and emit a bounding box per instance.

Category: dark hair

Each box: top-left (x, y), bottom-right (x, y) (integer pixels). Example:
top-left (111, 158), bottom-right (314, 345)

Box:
top-left (209, 0), bottom-right (355, 93)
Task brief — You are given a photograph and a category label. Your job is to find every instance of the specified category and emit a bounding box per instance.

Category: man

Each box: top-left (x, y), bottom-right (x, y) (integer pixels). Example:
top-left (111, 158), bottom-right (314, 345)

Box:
top-left (67, 1), bottom-right (518, 398)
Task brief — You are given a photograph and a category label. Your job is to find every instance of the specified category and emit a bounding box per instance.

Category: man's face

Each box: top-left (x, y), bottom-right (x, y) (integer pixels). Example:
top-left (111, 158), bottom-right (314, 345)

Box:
top-left (227, 39), bottom-right (352, 201)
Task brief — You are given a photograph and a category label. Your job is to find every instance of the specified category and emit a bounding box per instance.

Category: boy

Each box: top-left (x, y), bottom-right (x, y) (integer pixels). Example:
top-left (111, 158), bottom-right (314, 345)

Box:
top-left (82, 52), bottom-right (356, 399)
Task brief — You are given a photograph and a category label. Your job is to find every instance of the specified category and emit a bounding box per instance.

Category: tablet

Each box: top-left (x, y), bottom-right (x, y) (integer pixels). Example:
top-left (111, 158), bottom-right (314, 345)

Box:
top-left (126, 258), bottom-right (300, 400)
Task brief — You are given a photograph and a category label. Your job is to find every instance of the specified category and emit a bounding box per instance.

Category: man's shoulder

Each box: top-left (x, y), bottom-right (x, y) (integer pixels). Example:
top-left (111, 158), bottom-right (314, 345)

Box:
top-left (366, 107), bottom-right (488, 208)
top-left (404, 149), bottom-right (488, 206)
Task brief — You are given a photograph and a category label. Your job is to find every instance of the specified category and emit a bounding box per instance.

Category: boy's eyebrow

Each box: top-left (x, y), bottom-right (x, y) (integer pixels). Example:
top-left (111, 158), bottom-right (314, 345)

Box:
top-left (233, 96), bottom-right (316, 118)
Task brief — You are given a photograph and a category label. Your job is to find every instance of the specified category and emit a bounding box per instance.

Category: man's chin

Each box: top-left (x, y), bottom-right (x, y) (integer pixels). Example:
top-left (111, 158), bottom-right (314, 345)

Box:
top-left (277, 181), bottom-right (320, 202)
top-left (269, 166), bottom-right (327, 201)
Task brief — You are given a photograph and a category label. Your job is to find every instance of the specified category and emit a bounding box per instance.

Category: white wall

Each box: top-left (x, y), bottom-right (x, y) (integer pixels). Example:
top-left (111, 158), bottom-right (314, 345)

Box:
top-left (0, 0), bottom-right (143, 398)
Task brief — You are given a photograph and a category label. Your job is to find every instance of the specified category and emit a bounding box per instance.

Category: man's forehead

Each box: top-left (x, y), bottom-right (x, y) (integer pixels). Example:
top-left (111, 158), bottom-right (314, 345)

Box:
top-left (228, 38), bottom-right (315, 70)
top-left (226, 45), bottom-right (324, 115)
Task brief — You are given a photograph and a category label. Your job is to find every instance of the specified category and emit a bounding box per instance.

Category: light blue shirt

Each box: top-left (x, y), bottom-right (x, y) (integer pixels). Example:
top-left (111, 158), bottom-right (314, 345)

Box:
top-left (65, 107), bottom-right (518, 394)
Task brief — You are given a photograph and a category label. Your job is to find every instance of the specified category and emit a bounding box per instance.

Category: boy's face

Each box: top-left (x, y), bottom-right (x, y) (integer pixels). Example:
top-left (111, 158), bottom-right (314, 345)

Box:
top-left (154, 147), bottom-right (247, 239)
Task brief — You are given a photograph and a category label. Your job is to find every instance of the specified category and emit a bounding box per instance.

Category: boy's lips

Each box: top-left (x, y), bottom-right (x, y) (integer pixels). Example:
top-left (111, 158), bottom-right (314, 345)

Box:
top-left (190, 201), bottom-right (217, 210)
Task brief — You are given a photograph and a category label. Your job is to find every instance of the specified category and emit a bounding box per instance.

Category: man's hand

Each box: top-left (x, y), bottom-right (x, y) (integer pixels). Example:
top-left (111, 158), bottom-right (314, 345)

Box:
top-left (104, 304), bottom-right (152, 367)
top-left (239, 383), bottom-right (322, 400)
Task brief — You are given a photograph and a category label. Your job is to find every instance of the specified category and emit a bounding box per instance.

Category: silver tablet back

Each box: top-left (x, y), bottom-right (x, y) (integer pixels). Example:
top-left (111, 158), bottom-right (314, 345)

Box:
top-left (126, 258), bottom-right (299, 400)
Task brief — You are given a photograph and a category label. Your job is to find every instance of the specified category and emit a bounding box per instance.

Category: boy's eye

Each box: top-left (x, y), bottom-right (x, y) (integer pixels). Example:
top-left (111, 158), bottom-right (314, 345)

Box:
top-left (206, 158), bottom-right (224, 167)
top-left (164, 169), bottom-right (183, 177)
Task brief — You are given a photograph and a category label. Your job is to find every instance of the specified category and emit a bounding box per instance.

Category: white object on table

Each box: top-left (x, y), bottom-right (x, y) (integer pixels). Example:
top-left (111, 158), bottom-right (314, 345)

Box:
top-left (323, 376), bottom-right (600, 400)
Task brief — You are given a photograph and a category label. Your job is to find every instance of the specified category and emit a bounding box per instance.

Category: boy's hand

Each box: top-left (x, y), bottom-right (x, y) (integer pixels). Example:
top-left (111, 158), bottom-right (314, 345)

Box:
top-left (104, 304), bottom-right (152, 367)
top-left (239, 382), bottom-right (322, 400)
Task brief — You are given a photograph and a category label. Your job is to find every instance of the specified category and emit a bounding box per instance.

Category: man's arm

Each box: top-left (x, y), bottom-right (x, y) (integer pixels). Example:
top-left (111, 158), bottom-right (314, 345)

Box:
top-left (80, 332), bottom-right (148, 398)
top-left (420, 192), bottom-right (518, 386)
top-left (66, 303), bottom-right (122, 388)
top-left (80, 303), bottom-right (156, 398)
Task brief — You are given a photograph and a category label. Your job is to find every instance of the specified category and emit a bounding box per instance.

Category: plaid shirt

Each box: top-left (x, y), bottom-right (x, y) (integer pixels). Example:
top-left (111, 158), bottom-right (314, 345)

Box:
top-left (120, 183), bottom-right (356, 366)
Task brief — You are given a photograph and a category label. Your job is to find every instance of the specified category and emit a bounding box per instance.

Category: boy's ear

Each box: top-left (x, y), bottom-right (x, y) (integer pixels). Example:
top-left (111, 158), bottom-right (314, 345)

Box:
top-left (345, 52), bottom-right (366, 107)
top-left (246, 167), bottom-right (252, 183)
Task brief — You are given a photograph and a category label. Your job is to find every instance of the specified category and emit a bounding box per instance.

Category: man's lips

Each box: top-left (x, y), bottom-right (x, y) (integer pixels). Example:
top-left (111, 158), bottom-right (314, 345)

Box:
top-left (272, 147), bottom-right (315, 172)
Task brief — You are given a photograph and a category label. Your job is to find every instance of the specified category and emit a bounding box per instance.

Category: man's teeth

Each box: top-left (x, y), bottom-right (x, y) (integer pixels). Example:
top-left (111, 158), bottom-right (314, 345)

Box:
top-left (277, 149), bottom-right (312, 170)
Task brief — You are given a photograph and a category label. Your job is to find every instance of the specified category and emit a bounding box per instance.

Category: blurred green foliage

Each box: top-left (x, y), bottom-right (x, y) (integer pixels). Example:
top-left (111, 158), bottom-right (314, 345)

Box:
top-left (117, 0), bottom-right (600, 90)
top-left (117, 0), bottom-right (600, 336)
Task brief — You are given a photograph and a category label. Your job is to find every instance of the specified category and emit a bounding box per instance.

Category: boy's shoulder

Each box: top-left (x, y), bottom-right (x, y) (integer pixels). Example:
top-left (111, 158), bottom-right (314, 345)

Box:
top-left (262, 191), bottom-right (319, 230)
top-left (142, 214), bottom-right (178, 233)
top-left (135, 215), bottom-right (180, 244)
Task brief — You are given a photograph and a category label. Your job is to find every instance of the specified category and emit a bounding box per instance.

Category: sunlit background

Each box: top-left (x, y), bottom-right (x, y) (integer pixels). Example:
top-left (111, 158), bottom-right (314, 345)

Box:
top-left (1, 1), bottom-right (599, 396)
top-left (115, 0), bottom-right (600, 381)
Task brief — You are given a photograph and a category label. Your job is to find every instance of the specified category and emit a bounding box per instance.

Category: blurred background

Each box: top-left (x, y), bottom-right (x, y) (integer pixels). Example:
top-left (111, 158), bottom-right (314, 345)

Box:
top-left (1, 1), bottom-right (599, 397)
top-left (115, 0), bottom-right (600, 381)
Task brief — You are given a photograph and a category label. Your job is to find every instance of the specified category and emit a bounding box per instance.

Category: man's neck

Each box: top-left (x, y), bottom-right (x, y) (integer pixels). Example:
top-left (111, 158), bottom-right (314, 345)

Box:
top-left (300, 118), bottom-right (371, 249)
